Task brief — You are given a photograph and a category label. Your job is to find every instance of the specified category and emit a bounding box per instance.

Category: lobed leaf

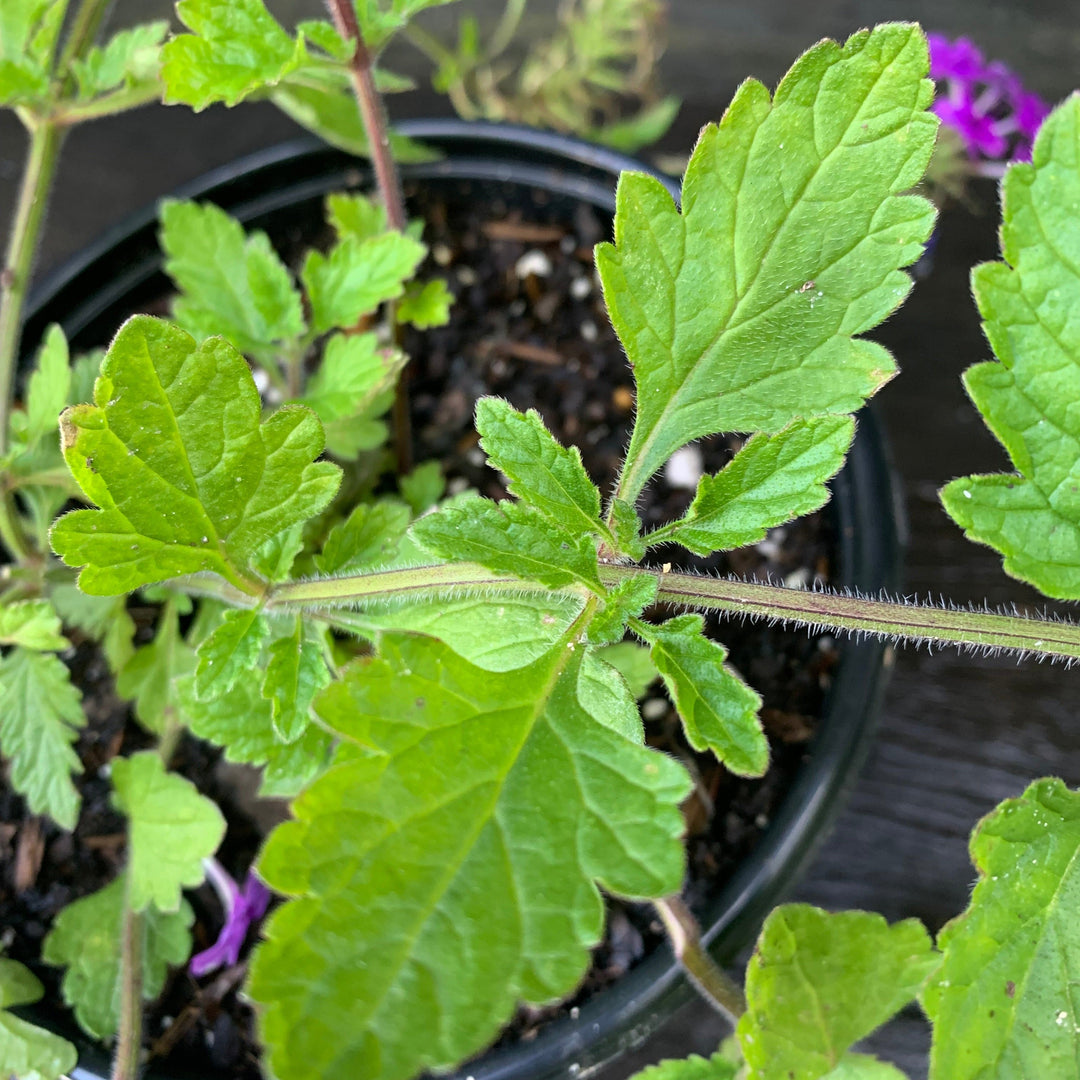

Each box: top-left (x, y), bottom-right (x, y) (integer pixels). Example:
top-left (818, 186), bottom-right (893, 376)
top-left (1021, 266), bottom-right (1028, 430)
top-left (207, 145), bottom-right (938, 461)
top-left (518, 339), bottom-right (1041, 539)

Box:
top-left (249, 633), bottom-right (690, 1080)
top-left (0, 959), bottom-right (77, 1080)
top-left (940, 97), bottom-right (1080, 598)
top-left (194, 608), bottom-right (271, 701)
top-left (50, 316), bottom-right (340, 595)
top-left (111, 751), bottom-right (225, 913)
top-left (647, 614), bottom-right (767, 777)
top-left (923, 778), bottom-right (1080, 1080)
top-left (0, 648), bottom-right (84, 828)
top-left (326, 191), bottom-right (388, 242)
top-left (313, 500), bottom-right (411, 575)
top-left (72, 22), bottom-right (167, 99)
top-left (396, 278), bottom-right (453, 328)
top-left (41, 877), bottom-right (193, 1040)
top-left (0, 598), bottom-right (67, 650)
top-left (598, 23), bottom-right (936, 501)
top-left (737, 905), bottom-right (937, 1080)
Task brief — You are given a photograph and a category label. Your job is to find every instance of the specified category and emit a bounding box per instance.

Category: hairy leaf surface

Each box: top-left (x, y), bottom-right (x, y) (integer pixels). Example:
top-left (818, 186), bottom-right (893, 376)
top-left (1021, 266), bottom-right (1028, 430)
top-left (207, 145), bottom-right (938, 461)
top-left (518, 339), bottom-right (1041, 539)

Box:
top-left (51, 317), bottom-right (340, 595)
top-left (72, 22), bottom-right (167, 99)
top-left (249, 633), bottom-right (690, 1080)
top-left (0, 959), bottom-right (77, 1080)
top-left (738, 905), bottom-right (937, 1080)
top-left (923, 778), bottom-right (1080, 1080)
top-left (263, 618), bottom-right (330, 743)
top-left (195, 608), bottom-right (271, 700)
top-left (589, 573), bottom-right (658, 646)
top-left (598, 24), bottom-right (936, 500)
top-left (314, 500), bottom-right (411, 575)
top-left (941, 97), bottom-right (1080, 598)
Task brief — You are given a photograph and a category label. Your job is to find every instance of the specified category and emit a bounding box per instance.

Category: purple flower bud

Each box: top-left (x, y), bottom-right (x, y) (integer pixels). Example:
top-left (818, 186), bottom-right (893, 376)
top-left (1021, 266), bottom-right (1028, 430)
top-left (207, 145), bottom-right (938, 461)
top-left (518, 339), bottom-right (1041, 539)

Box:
top-left (190, 860), bottom-right (272, 978)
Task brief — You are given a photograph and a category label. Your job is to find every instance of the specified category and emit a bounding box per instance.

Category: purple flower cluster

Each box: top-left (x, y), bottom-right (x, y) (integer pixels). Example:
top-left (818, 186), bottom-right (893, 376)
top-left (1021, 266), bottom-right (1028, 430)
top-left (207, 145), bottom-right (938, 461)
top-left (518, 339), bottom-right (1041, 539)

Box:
top-left (190, 859), bottom-right (271, 978)
top-left (928, 34), bottom-right (1049, 167)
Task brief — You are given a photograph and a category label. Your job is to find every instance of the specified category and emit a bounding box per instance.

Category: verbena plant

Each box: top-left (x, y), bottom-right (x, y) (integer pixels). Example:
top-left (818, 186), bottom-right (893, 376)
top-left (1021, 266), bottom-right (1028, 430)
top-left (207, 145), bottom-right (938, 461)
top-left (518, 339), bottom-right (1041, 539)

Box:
top-left (1, 5), bottom-right (1080, 1080)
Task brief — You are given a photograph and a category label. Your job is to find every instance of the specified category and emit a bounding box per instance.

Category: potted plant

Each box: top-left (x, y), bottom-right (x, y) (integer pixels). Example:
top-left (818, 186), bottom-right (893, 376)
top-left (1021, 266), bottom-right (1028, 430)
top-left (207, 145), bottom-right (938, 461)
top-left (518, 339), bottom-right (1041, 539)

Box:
top-left (2, 5), bottom-right (1080, 1080)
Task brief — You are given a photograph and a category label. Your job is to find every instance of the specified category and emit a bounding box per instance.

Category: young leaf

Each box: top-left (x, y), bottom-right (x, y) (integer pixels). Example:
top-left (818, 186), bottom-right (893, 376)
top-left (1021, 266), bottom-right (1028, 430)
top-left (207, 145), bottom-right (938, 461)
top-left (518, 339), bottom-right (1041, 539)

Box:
top-left (399, 460), bottom-right (444, 516)
top-left (628, 1053), bottom-right (737, 1080)
top-left (194, 608), bottom-right (271, 701)
top-left (23, 323), bottom-right (69, 450)
top-left (646, 614), bottom-right (767, 777)
top-left (51, 316), bottom-right (341, 595)
top-left (71, 22), bottom-right (167, 99)
top-left (250, 523), bottom-right (305, 583)
top-left (655, 418), bottom-right (855, 556)
top-left (940, 97), bottom-right (1080, 599)
top-left (411, 494), bottom-right (604, 591)
top-left (589, 573), bottom-right (658, 646)
top-left (0, 0), bottom-right (64, 107)
top-left (737, 905), bottom-right (937, 1080)
top-left (301, 232), bottom-right (426, 334)
top-left (313, 500), bottom-right (411, 575)
top-left (351, 0), bottom-right (460, 52)
top-left (0, 958), bottom-right (77, 1080)
top-left (578, 651), bottom-right (643, 742)
top-left (922, 778), bottom-right (1080, 1080)
top-left (249, 633), bottom-right (691, 1080)
top-left (326, 191), bottom-right (388, 242)
top-left (41, 877), bottom-right (193, 1040)
top-left (0, 598), bottom-right (67, 650)
top-left (396, 278), bottom-right (453, 328)
top-left (598, 24), bottom-right (936, 501)
top-left (162, 0), bottom-right (305, 109)
top-left (111, 751), bottom-right (225, 913)
top-left (161, 199), bottom-right (305, 360)
top-left (597, 640), bottom-right (658, 699)
top-left (0, 648), bottom-right (84, 829)
top-left (611, 497), bottom-right (646, 560)
top-left (476, 397), bottom-right (607, 540)
top-left (263, 618), bottom-right (330, 743)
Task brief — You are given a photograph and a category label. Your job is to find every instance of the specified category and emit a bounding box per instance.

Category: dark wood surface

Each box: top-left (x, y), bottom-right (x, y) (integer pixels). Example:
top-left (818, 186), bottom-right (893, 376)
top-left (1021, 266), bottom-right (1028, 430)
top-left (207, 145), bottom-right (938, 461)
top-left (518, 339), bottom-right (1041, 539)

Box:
top-left (3, 3), bottom-right (1078, 1077)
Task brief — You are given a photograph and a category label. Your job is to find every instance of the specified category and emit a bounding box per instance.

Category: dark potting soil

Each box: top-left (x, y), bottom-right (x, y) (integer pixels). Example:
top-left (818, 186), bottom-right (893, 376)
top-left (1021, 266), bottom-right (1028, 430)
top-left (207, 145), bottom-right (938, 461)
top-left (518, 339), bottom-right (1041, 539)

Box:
top-left (0, 175), bottom-right (838, 1077)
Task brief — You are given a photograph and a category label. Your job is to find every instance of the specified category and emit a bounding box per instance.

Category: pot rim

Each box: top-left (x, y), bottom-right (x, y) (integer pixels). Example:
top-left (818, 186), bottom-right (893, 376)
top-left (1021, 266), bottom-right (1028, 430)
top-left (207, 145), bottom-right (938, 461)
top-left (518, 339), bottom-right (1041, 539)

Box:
top-left (18, 118), bottom-right (901, 1080)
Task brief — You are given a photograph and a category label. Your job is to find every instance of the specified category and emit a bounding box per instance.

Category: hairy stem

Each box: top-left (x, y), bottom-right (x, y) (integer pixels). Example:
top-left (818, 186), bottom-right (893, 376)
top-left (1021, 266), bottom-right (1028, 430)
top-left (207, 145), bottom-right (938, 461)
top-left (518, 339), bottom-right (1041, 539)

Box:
top-left (58, 0), bottom-right (115, 77)
top-left (111, 886), bottom-right (144, 1080)
top-left (654, 895), bottom-right (746, 1023)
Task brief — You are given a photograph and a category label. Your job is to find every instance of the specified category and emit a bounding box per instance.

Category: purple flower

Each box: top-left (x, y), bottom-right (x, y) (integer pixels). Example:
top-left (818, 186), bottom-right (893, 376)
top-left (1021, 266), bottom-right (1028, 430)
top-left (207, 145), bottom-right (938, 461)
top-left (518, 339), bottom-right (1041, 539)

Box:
top-left (190, 859), bottom-right (272, 977)
top-left (934, 87), bottom-right (1008, 159)
top-left (928, 34), bottom-right (985, 83)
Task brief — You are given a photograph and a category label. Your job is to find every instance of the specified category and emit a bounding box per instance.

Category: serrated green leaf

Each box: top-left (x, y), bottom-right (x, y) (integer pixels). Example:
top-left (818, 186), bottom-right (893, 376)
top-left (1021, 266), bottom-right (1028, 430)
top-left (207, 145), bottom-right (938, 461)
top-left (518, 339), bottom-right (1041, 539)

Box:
top-left (411, 494), bottom-right (603, 591)
top-left (0, 959), bottom-right (76, 1080)
top-left (49, 584), bottom-right (135, 673)
top-left (296, 19), bottom-right (349, 60)
top-left (195, 607), bottom-right (271, 700)
top-left (23, 324), bottom-right (69, 449)
top-left (263, 618), bottom-right (330, 743)
top-left (178, 673), bottom-right (332, 797)
top-left (50, 316), bottom-right (341, 595)
top-left (590, 572), bottom-right (658, 645)
top-left (71, 22), bottom-right (167, 99)
top-left (116, 597), bottom-right (195, 735)
top-left (302, 232), bottom-right (426, 334)
top-left (628, 1052), bottom-right (737, 1080)
top-left (658, 418), bottom-right (855, 556)
top-left (0, 0), bottom-right (63, 107)
top-left (578, 650), bottom-right (642, 741)
top-left (824, 1055), bottom-right (910, 1080)
top-left (250, 523), bottom-right (305, 583)
top-left (940, 97), bottom-right (1080, 599)
top-left (249, 633), bottom-right (690, 1080)
top-left (922, 778), bottom-right (1080, 1080)
top-left (41, 877), bottom-right (193, 1040)
top-left (399, 460), bottom-right (444, 516)
top-left (161, 200), bottom-right (305, 360)
top-left (162, 0), bottom-right (305, 109)
top-left (352, 0), bottom-right (460, 52)
top-left (599, 24), bottom-right (936, 501)
top-left (0, 598), bottom-right (67, 650)
top-left (397, 278), bottom-right (453, 328)
top-left (597, 640), bottom-right (658, 698)
top-left (110, 751), bottom-right (225, 913)
top-left (326, 191), bottom-right (388, 242)
top-left (646, 614), bottom-right (766, 777)
top-left (0, 648), bottom-right (84, 828)
top-left (611, 497), bottom-right (646, 560)
top-left (314, 500), bottom-right (411, 575)
top-left (738, 905), bottom-right (937, 1080)
top-left (476, 398), bottom-right (606, 541)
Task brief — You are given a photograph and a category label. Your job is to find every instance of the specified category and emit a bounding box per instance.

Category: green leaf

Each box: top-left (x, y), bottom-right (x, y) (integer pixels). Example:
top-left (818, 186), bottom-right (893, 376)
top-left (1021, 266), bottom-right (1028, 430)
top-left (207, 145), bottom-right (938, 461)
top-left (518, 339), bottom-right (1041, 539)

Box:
top-left (41, 877), bottom-right (193, 1040)
top-left (296, 19), bottom-right (349, 61)
top-left (399, 460), bottom-right (444, 516)
top-left (0, 0), bottom-right (64, 107)
top-left (737, 904), bottom-right (938, 1080)
top-left (110, 751), bottom-right (225, 913)
top-left (301, 232), bottom-right (426, 334)
top-left (0, 648), bottom-right (84, 828)
top-left (49, 584), bottom-right (135, 674)
top-left (628, 1053), bottom-right (737, 1080)
top-left (597, 640), bottom-right (658, 698)
top-left (476, 398), bottom-right (606, 540)
top-left (411, 494), bottom-right (603, 591)
top-left (611, 497), bottom-right (646, 559)
top-left (250, 523), bottom-right (305, 583)
top-left (314, 500), bottom-right (411, 575)
top-left (577, 650), bottom-right (643, 742)
top-left (326, 191), bottom-right (388, 242)
top-left (263, 618), bottom-right (330, 743)
top-left (71, 21), bottom-right (167, 99)
top-left (396, 278), bottom-right (453, 328)
top-left (178, 673), bottom-right (332, 797)
top-left (195, 607), bottom-right (271, 700)
top-left (598, 24), bottom-right (936, 501)
top-left (824, 1056), bottom-right (910, 1080)
top-left (163, 0), bottom-right (305, 109)
top-left (51, 316), bottom-right (341, 595)
top-left (590, 572), bottom-right (658, 646)
top-left (657, 418), bottom-right (855, 556)
top-left (0, 959), bottom-right (77, 1080)
top-left (0, 598), bottom-right (67, 650)
top-left (116, 597), bottom-right (195, 735)
top-left (646, 614), bottom-right (766, 777)
top-left (922, 778), bottom-right (1080, 1080)
top-left (249, 633), bottom-right (690, 1080)
top-left (161, 199), bottom-right (305, 360)
top-left (352, 0), bottom-right (460, 52)
top-left (23, 324), bottom-right (69, 450)
top-left (940, 97), bottom-right (1080, 599)
top-left (594, 94), bottom-right (682, 154)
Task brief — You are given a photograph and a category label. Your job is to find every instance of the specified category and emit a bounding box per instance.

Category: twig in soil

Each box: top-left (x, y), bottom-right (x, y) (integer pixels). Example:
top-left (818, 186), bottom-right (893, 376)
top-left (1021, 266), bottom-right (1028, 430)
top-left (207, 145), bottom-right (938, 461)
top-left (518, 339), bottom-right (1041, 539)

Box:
top-left (482, 221), bottom-right (567, 243)
top-left (478, 338), bottom-right (565, 366)
top-left (14, 817), bottom-right (44, 892)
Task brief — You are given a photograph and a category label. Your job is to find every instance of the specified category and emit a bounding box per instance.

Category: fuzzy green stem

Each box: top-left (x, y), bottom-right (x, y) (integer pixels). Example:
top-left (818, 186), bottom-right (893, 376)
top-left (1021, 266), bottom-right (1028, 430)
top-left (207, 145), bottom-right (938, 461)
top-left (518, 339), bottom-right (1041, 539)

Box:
top-left (654, 895), bottom-right (746, 1023)
top-left (111, 888), bottom-right (144, 1080)
top-left (57, 0), bottom-right (114, 77)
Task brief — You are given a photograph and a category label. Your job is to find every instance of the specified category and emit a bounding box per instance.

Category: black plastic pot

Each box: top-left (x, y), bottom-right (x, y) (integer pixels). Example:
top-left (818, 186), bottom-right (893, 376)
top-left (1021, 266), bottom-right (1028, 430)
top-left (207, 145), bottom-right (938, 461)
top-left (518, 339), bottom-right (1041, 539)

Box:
top-left (20, 120), bottom-right (902, 1080)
